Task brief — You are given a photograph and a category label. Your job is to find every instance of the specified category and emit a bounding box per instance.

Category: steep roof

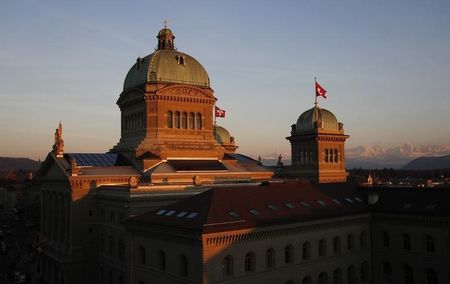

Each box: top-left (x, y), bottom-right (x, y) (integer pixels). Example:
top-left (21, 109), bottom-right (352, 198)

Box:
top-left (127, 181), bottom-right (369, 234)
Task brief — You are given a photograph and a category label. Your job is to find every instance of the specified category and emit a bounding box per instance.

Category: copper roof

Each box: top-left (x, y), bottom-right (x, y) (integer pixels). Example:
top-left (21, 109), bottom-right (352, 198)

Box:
top-left (127, 181), bottom-right (369, 234)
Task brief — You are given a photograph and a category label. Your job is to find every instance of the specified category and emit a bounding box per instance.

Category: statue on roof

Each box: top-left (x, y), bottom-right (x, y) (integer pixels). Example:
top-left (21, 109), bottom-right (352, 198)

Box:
top-left (52, 122), bottom-right (64, 157)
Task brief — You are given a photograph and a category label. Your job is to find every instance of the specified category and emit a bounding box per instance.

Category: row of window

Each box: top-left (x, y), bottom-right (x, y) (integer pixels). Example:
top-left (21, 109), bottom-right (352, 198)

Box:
top-left (222, 231), bottom-right (368, 277)
top-left (383, 262), bottom-right (438, 284)
top-left (137, 247), bottom-right (189, 277)
top-left (324, 149), bottom-right (339, 163)
top-left (382, 231), bottom-right (436, 253)
top-left (123, 111), bottom-right (145, 132)
top-left (282, 263), bottom-right (369, 284)
top-left (167, 111), bottom-right (202, 129)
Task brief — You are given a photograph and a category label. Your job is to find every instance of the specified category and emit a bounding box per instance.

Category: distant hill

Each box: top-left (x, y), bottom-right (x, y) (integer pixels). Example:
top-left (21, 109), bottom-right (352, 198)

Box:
top-left (0, 157), bottom-right (41, 171)
top-left (402, 155), bottom-right (450, 170)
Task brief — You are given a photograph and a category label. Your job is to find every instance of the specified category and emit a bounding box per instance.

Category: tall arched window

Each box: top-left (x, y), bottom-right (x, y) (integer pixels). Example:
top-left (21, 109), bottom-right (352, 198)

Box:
top-left (284, 245), bottom-right (294, 264)
top-left (347, 234), bottom-right (354, 251)
top-left (222, 255), bottom-right (233, 277)
top-left (108, 235), bottom-right (114, 255)
top-left (139, 246), bottom-right (146, 265)
top-left (383, 262), bottom-right (392, 283)
top-left (158, 250), bottom-right (166, 271)
top-left (196, 113), bottom-right (202, 129)
top-left (266, 248), bottom-right (275, 268)
top-left (244, 252), bottom-right (255, 273)
top-left (360, 231), bottom-right (367, 248)
top-left (319, 272), bottom-right (328, 284)
top-left (189, 112), bottom-right (195, 129)
top-left (302, 241), bottom-right (311, 260)
top-left (426, 235), bottom-right (435, 253)
top-left (382, 231), bottom-right (390, 248)
top-left (319, 239), bottom-right (327, 257)
top-left (325, 149), bottom-right (329, 162)
top-left (299, 150), bottom-right (303, 164)
top-left (182, 112), bottom-right (187, 129)
top-left (180, 255), bottom-right (188, 276)
top-left (334, 149), bottom-right (339, 162)
top-left (403, 234), bottom-right (411, 250)
top-left (333, 268), bottom-right (342, 284)
top-left (333, 236), bottom-right (341, 254)
top-left (175, 112), bottom-right (180, 129)
top-left (348, 265), bottom-right (357, 284)
top-left (426, 268), bottom-right (437, 284)
top-left (404, 265), bottom-right (413, 284)
top-left (167, 111), bottom-right (173, 128)
top-left (118, 239), bottom-right (125, 263)
top-left (360, 261), bottom-right (369, 282)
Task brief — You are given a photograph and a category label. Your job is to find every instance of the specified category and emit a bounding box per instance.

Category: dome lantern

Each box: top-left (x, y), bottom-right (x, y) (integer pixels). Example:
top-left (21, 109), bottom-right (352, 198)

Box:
top-left (157, 21), bottom-right (175, 50)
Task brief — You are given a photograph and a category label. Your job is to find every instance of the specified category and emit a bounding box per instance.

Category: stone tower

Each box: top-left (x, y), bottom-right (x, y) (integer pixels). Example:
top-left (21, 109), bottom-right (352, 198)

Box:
top-left (286, 105), bottom-right (349, 183)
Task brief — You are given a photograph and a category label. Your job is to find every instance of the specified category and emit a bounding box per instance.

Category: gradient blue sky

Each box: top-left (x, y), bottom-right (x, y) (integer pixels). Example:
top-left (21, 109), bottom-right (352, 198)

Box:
top-left (1, 0), bottom-right (449, 160)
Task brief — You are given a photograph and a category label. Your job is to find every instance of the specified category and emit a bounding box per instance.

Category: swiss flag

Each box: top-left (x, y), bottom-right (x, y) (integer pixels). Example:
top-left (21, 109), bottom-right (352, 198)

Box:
top-left (315, 82), bottom-right (327, 98)
top-left (215, 106), bottom-right (226, 118)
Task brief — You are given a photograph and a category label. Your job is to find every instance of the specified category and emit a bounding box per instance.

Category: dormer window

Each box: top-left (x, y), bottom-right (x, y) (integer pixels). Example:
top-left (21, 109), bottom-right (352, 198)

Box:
top-left (177, 54), bottom-right (186, 65)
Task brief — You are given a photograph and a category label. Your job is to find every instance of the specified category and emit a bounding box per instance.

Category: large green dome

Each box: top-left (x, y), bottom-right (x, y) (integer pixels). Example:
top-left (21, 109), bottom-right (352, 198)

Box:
top-left (123, 28), bottom-right (210, 91)
top-left (296, 106), bottom-right (339, 131)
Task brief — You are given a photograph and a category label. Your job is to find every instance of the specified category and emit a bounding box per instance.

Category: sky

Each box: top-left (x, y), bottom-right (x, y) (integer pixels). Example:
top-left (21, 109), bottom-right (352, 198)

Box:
top-left (0, 0), bottom-right (449, 160)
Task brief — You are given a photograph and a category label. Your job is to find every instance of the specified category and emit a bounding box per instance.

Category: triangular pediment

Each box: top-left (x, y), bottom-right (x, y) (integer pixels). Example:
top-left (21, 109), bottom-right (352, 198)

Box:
top-left (37, 153), bottom-right (70, 181)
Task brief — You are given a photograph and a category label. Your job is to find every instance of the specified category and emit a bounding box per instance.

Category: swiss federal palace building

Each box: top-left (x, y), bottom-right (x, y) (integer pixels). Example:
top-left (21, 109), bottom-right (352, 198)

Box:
top-left (37, 26), bottom-right (450, 284)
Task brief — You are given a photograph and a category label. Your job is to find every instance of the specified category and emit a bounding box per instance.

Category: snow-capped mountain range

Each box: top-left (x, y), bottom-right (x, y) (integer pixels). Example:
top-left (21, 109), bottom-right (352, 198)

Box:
top-left (256, 144), bottom-right (450, 169)
top-left (346, 144), bottom-right (450, 169)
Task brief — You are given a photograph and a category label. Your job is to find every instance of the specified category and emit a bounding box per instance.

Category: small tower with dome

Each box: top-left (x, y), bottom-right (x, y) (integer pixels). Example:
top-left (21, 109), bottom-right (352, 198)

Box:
top-left (286, 104), bottom-right (349, 183)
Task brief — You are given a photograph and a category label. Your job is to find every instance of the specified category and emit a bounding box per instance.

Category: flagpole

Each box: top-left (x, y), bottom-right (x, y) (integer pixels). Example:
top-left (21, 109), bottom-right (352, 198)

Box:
top-left (314, 77), bottom-right (318, 107)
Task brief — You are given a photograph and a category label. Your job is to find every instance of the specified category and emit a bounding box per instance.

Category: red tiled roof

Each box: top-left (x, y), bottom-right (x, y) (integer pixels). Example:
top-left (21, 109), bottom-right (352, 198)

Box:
top-left (127, 181), bottom-right (368, 233)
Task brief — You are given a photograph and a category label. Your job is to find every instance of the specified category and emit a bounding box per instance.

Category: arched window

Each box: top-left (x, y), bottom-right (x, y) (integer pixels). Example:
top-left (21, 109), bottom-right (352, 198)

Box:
top-left (360, 261), bottom-right (369, 282)
top-left (196, 113), bottom-right (202, 129)
top-left (100, 233), bottom-right (105, 252)
top-left (244, 252), bottom-right (255, 273)
top-left (189, 112), bottom-right (195, 129)
top-left (319, 272), bottom-right (328, 284)
top-left (348, 265), bottom-right (357, 284)
top-left (175, 112), bottom-right (180, 129)
top-left (404, 265), bottom-right (414, 284)
top-left (157, 250), bottom-right (166, 271)
top-left (266, 248), bottom-right (275, 268)
top-left (325, 149), bottom-right (329, 162)
top-left (334, 149), bottom-right (338, 162)
top-left (139, 246), bottom-right (146, 265)
top-left (118, 239), bottom-right (125, 263)
top-left (328, 149), bottom-right (333, 163)
top-left (302, 276), bottom-right (312, 284)
top-left (333, 268), bottom-right (342, 284)
top-left (299, 150), bottom-right (303, 164)
top-left (382, 231), bottom-right (390, 248)
top-left (182, 112), bottom-right (187, 129)
top-left (180, 255), bottom-right (188, 276)
top-left (347, 234), bottom-right (354, 251)
top-left (319, 239), bottom-right (326, 257)
top-left (284, 245), bottom-right (294, 264)
top-left (167, 111), bottom-right (173, 128)
top-left (305, 150), bottom-right (310, 164)
top-left (403, 234), bottom-right (411, 250)
top-left (222, 255), bottom-right (233, 277)
top-left (333, 236), bottom-right (341, 254)
top-left (426, 268), bottom-right (437, 284)
top-left (426, 235), bottom-right (435, 253)
top-left (383, 262), bottom-right (392, 283)
top-left (302, 241), bottom-right (311, 260)
top-left (108, 235), bottom-right (114, 255)
top-left (360, 231), bottom-right (367, 248)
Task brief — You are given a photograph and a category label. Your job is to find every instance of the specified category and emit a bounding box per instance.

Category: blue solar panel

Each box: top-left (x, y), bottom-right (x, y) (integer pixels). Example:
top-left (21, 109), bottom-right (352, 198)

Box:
top-left (68, 153), bottom-right (120, 167)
